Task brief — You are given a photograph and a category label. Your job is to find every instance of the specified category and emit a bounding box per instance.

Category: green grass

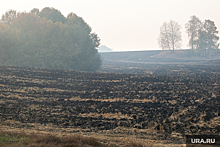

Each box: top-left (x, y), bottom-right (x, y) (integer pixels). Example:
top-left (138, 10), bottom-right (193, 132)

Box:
top-left (0, 131), bottom-right (29, 146)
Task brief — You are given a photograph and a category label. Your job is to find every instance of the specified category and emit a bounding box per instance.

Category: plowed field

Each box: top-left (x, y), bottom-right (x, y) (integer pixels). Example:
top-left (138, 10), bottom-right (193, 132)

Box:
top-left (0, 64), bottom-right (219, 146)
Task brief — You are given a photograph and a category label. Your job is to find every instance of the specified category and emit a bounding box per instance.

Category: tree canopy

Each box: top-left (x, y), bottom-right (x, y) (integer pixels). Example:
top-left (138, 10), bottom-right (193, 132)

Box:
top-left (185, 16), bottom-right (219, 56)
top-left (0, 7), bottom-right (101, 71)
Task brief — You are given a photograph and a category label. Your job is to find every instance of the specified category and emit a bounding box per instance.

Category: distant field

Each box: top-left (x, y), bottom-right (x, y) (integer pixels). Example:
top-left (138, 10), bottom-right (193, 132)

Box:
top-left (100, 50), bottom-right (220, 64)
top-left (0, 64), bottom-right (219, 146)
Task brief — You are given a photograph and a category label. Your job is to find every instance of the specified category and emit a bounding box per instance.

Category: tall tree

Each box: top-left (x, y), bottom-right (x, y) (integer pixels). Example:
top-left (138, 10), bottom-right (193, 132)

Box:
top-left (185, 15), bottom-right (202, 50)
top-left (158, 20), bottom-right (182, 52)
top-left (0, 8), bottom-right (102, 71)
top-left (197, 19), bottom-right (219, 56)
top-left (66, 13), bottom-right (101, 71)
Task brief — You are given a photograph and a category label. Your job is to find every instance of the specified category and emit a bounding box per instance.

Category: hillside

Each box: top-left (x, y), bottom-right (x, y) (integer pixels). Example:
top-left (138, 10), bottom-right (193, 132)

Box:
top-left (100, 50), bottom-right (220, 64)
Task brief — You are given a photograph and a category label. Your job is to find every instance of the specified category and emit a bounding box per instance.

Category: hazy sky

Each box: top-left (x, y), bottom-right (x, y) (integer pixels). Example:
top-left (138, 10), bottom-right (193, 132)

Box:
top-left (1, 0), bottom-right (220, 51)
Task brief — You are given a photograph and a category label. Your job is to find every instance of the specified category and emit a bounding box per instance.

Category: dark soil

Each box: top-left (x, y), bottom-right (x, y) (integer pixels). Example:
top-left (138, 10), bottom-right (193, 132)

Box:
top-left (0, 64), bottom-right (219, 142)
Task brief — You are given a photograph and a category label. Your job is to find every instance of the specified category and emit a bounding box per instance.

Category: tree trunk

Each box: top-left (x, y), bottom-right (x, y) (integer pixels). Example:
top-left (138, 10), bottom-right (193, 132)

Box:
top-left (191, 34), bottom-right (193, 50)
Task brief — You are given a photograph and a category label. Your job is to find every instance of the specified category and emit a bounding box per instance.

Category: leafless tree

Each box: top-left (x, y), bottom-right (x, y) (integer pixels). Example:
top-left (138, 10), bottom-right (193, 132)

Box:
top-left (158, 20), bottom-right (182, 52)
top-left (185, 15), bottom-right (202, 50)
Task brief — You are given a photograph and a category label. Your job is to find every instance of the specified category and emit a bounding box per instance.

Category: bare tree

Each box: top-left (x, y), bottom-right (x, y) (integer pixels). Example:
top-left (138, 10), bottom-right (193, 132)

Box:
top-left (158, 20), bottom-right (182, 52)
top-left (185, 15), bottom-right (202, 50)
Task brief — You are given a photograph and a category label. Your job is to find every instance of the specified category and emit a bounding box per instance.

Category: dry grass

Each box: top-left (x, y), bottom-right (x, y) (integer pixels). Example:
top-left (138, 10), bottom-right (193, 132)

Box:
top-left (69, 97), bottom-right (153, 103)
top-left (0, 130), bottom-right (104, 147)
top-left (79, 112), bottom-right (133, 119)
top-left (0, 129), bottom-right (150, 147)
top-left (0, 118), bottom-right (187, 147)
top-left (0, 118), bottom-right (146, 147)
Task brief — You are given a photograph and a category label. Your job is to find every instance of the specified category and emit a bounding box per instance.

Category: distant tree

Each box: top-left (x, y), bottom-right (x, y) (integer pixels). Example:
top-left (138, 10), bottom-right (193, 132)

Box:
top-left (66, 13), bottom-right (101, 71)
top-left (90, 33), bottom-right (101, 48)
top-left (1, 10), bottom-right (17, 25)
top-left (185, 15), bottom-right (202, 50)
top-left (158, 20), bottom-right (182, 52)
top-left (98, 45), bottom-right (112, 52)
top-left (0, 8), bottom-right (102, 71)
top-left (67, 12), bottom-right (77, 19)
top-left (0, 22), bottom-right (18, 65)
top-left (39, 7), bottom-right (66, 23)
top-left (66, 12), bottom-right (91, 34)
top-left (30, 8), bottom-right (39, 16)
top-left (197, 19), bottom-right (219, 56)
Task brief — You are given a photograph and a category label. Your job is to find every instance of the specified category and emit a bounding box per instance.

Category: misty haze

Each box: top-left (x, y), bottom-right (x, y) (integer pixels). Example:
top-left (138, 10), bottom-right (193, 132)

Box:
top-left (0, 5), bottom-right (220, 147)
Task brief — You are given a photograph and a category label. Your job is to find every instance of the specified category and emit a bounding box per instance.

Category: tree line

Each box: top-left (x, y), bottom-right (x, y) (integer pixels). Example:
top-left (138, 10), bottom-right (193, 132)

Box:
top-left (158, 15), bottom-right (219, 56)
top-left (0, 7), bottom-right (102, 71)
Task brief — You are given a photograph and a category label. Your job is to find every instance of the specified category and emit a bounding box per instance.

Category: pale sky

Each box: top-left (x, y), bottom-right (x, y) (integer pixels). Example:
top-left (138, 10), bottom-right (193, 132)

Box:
top-left (1, 0), bottom-right (220, 51)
